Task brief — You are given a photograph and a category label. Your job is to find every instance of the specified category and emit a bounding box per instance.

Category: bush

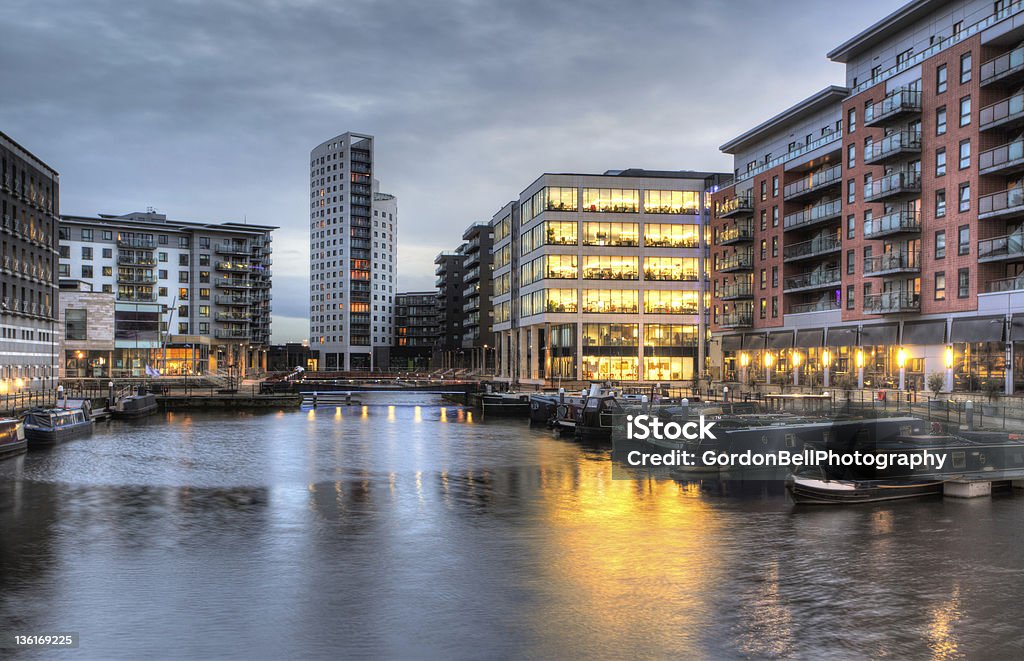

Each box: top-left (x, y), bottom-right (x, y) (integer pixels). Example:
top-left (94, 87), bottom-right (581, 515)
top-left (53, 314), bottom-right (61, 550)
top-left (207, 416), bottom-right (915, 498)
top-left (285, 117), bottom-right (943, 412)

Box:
top-left (927, 372), bottom-right (945, 397)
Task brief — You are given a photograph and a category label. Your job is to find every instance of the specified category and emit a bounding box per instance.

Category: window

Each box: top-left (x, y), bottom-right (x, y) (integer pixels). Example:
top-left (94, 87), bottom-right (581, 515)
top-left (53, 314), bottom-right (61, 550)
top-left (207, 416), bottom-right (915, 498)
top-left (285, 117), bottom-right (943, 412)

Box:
top-left (581, 255), bottom-right (638, 280)
top-left (772, 176), bottom-right (779, 197)
top-left (959, 140), bottom-right (970, 169)
top-left (759, 298), bottom-right (767, 319)
top-left (643, 224), bottom-right (696, 248)
top-left (771, 296), bottom-right (778, 318)
top-left (81, 246), bottom-right (92, 260)
top-left (847, 144), bottom-right (856, 168)
top-left (582, 222), bottom-right (638, 246)
top-left (847, 250), bottom-right (855, 275)
top-left (65, 309), bottom-right (87, 340)
top-left (179, 271), bottom-right (189, 283)
top-left (760, 210), bottom-right (767, 231)
top-left (959, 96), bottom-right (971, 126)
top-left (59, 245), bottom-right (69, 259)
top-left (760, 181), bottom-right (767, 201)
top-left (846, 285), bottom-right (855, 310)
top-left (81, 265), bottom-right (92, 278)
top-left (871, 65), bottom-right (882, 79)
top-left (958, 183), bottom-right (971, 212)
top-left (643, 190), bottom-right (699, 214)
top-left (935, 230), bottom-right (946, 259)
top-left (958, 225), bottom-right (970, 255)
top-left (897, 48), bottom-right (914, 67)
top-left (199, 237), bottom-right (210, 249)
top-left (178, 254), bottom-right (189, 266)
top-left (953, 21), bottom-right (962, 36)
top-left (643, 290), bottom-right (696, 315)
top-left (772, 266), bottom-right (778, 288)
top-left (583, 188), bottom-right (639, 213)
top-left (847, 215), bottom-right (856, 239)
top-left (847, 179), bottom-right (856, 204)
top-left (936, 148), bottom-right (946, 176)
top-left (102, 248), bottom-right (112, 258)
top-left (178, 237), bottom-right (190, 248)
top-left (937, 107), bottom-right (947, 135)
top-left (935, 272), bottom-right (946, 300)
top-left (760, 269), bottom-right (767, 290)
top-left (958, 268), bottom-right (969, 298)
top-left (199, 305), bottom-right (210, 317)
top-left (937, 64), bottom-right (947, 93)
top-left (102, 266), bottom-right (112, 276)
top-left (772, 207), bottom-right (779, 227)
top-left (81, 229), bottom-right (93, 241)
top-left (936, 189), bottom-right (946, 217)
top-left (960, 52), bottom-right (972, 84)
top-left (847, 107), bottom-right (856, 133)
top-left (159, 252), bottom-right (167, 262)
top-left (771, 236), bottom-right (778, 257)
top-left (760, 239), bottom-right (767, 260)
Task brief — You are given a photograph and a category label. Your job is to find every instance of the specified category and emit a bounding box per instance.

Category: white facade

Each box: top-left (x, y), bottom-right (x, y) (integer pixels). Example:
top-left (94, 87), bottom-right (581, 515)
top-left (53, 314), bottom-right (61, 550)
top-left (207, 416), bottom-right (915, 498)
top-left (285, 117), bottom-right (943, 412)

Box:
top-left (309, 132), bottom-right (398, 371)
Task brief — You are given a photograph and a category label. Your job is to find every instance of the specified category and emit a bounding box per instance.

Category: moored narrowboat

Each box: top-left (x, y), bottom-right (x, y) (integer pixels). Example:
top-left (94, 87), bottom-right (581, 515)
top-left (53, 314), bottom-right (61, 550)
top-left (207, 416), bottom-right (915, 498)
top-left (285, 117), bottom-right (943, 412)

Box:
top-left (0, 418), bottom-right (27, 460)
top-left (23, 407), bottom-right (94, 447)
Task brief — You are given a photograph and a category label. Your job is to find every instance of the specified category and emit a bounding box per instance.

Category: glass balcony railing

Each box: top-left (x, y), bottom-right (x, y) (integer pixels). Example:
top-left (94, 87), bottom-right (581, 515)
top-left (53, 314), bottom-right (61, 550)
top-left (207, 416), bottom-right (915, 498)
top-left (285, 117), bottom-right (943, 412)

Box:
top-left (718, 281), bottom-right (753, 299)
top-left (720, 309), bottom-right (753, 328)
top-left (864, 89), bottom-right (922, 126)
top-left (987, 274), bottom-right (1024, 293)
top-left (783, 235), bottom-right (842, 261)
top-left (718, 251), bottom-right (753, 272)
top-left (783, 267), bottom-right (841, 291)
top-left (782, 199), bottom-right (842, 231)
top-left (865, 130), bottom-right (922, 164)
top-left (864, 250), bottom-right (920, 275)
top-left (978, 233), bottom-right (1024, 262)
top-left (979, 139), bottom-right (1024, 174)
top-left (716, 222), bottom-right (754, 245)
top-left (783, 165), bottom-right (842, 200)
top-left (980, 92), bottom-right (1024, 131)
top-left (864, 209), bottom-right (921, 238)
top-left (790, 298), bottom-right (841, 314)
top-left (981, 44), bottom-right (1024, 86)
top-left (864, 171), bottom-right (921, 202)
top-left (864, 291), bottom-right (920, 314)
top-left (716, 194), bottom-right (754, 218)
top-left (979, 187), bottom-right (1024, 218)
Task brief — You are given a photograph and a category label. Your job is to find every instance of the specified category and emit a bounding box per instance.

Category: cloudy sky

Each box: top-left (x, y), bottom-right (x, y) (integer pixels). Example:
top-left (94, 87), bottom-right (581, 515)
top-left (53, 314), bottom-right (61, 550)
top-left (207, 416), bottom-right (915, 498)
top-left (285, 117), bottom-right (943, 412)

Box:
top-left (1, 0), bottom-right (898, 342)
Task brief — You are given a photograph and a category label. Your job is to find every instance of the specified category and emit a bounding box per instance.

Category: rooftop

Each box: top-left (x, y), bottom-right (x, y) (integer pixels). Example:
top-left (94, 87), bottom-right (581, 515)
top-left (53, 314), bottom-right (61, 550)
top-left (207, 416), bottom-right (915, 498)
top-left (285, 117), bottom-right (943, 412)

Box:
top-left (0, 130), bottom-right (59, 177)
top-left (61, 211), bottom-right (277, 233)
top-left (719, 86), bottom-right (849, 154)
top-left (827, 0), bottom-right (952, 63)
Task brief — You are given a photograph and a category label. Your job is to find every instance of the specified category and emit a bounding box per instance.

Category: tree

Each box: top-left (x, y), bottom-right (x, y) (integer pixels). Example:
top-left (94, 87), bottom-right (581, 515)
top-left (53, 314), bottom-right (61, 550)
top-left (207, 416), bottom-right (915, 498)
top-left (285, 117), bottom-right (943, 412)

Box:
top-left (927, 372), bottom-right (944, 397)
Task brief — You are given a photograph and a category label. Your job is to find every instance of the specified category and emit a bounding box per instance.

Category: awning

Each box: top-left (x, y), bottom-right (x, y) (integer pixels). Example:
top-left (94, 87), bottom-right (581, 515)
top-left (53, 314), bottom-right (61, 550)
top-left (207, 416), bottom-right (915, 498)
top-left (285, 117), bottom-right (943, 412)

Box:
top-left (860, 323), bottom-right (898, 346)
top-left (950, 316), bottom-right (1005, 343)
top-left (826, 327), bottom-right (858, 346)
top-left (795, 328), bottom-right (824, 348)
top-left (721, 335), bottom-right (742, 351)
top-left (743, 333), bottom-right (766, 350)
top-left (1011, 314), bottom-right (1024, 341)
top-left (902, 320), bottom-right (946, 345)
top-left (767, 330), bottom-right (794, 349)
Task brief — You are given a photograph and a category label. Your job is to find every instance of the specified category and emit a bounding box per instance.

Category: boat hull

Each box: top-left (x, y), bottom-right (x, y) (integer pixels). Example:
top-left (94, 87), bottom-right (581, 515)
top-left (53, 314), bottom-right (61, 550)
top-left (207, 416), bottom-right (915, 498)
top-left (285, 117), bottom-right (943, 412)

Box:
top-left (787, 475), bottom-right (944, 505)
top-left (0, 419), bottom-right (26, 460)
top-left (25, 420), bottom-right (94, 447)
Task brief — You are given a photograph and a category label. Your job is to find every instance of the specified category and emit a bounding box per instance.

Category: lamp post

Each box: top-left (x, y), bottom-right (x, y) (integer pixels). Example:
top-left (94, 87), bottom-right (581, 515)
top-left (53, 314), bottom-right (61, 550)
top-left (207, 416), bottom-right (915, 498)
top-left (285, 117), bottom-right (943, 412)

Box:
top-left (764, 352), bottom-right (774, 386)
top-left (822, 349), bottom-right (832, 389)
top-left (792, 351), bottom-right (802, 387)
top-left (945, 346), bottom-right (954, 392)
top-left (856, 349), bottom-right (865, 389)
top-left (897, 348), bottom-right (907, 391)
top-left (739, 352), bottom-right (749, 385)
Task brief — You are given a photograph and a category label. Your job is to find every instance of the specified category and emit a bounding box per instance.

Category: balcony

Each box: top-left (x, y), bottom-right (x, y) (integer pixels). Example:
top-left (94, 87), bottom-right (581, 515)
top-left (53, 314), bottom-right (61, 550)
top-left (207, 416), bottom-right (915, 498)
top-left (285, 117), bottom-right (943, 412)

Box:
top-left (216, 312), bottom-right (252, 322)
top-left (782, 199), bottom-right (842, 232)
top-left (789, 297), bottom-right (840, 314)
top-left (716, 194), bottom-right (753, 218)
top-left (783, 267), bottom-right (841, 293)
top-left (987, 275), bottom-right (1024, 293)
top-left (215, 295), bottom-right (253, 305)
top-left (117, 254), bottom-right (157, 266)
top-left (717, 251), bottom-right (753, 273)
top-left (864, 250), bottom-right (920, 276)
top-left (214, 243), bottom-right (250, 255)
top-left (718, 281), bottom-right (753, 300)
top-left (864, 209), bottom-right (921, 238)
top-left (980, 92), bottom-right (1024, 132)
top-left (117, 273), bottom-right (157, 285)
top-left (978, 233), bottom-right (1024, 263)
top-left (864, 89), bottom-right (921, 127)
top-left (864, 130), bottom-right (922, 165)
top-left (716, 222), bottom-right (754, 245)
top-left (719, 309), bottom-right (753, 328)
top-left (118, 293), bottom-right (157, 303)
top-left (981, 45), bottom-right (1024, 87)
top-left (979, 187), bottom-right (1024, 220)
top-left (214, 328), bottom-right (250, 339)
top-left (215, 278), bottom-right (253, 289)
top-left (980, 139), bottom-right (1024, 176)
top-left (864, 291), bottom-right (920, 314)
top-left (864, 170), bottom-right (920, 202)
top-left (117, 237), bottom-right (155, 249)
top-left (215, 261), bottom-right (250, 272)
top-left (783, 164), bottom-right (842, 201)
top-left (783, 235), bottom-right (841, 262)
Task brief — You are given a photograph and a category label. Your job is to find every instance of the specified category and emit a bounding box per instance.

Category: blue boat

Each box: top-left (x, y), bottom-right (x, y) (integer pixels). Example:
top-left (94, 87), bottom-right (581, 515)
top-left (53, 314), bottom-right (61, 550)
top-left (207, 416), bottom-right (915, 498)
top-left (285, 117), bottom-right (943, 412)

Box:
top-left (0, 418), bottom-right (26, 459)
top-left (23, 407), bottom-right (94, 447)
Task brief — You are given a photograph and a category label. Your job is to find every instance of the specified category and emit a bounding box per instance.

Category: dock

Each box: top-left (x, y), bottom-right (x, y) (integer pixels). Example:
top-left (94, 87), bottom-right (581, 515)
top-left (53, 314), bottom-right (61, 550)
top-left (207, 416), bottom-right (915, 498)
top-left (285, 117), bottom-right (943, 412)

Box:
top-left (157, 393), bottom-right (302, 411)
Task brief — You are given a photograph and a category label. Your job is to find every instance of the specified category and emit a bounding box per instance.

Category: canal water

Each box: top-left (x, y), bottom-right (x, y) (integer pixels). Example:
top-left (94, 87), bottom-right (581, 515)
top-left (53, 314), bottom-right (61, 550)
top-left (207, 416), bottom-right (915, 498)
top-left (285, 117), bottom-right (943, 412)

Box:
top-left (1, 393), bottom-right (1023, 659)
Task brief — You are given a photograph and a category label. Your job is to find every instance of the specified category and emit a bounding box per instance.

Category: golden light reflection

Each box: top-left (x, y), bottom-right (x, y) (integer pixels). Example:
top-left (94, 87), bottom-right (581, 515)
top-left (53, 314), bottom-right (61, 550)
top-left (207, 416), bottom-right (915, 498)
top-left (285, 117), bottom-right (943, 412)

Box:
top-left (334, 406), bottom-right (342, 419)
top-left (361, 405), bottom-right (368, 419)
top-left (737, 561), bottom-right (794, 657)
top-left (928, 584), bottom-right (962, 660)
top-left (466, 410), bottom-right (474, 424)
top-left (388, 405), bottom-right (396, 421)
top-left (440, 408), bottom-right (448, 422)
top-left (414, 405), bottom-right (422, 423)
top-left (307, 409), bottom-right (316, 419)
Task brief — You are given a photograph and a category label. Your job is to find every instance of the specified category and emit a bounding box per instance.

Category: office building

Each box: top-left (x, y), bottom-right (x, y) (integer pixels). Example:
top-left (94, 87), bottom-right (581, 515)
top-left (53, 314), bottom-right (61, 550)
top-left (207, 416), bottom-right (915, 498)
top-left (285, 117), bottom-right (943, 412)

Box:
top-left (391, 291), bottom-right (440, 371)
top-left (711, 0), bottom-right (1024, 394)
top-left (309, 132), bottom-right (398, 372)
top-left (0, 131), bottom-right (60, 392)
top-left (492, 169), bottom-right (725, 386)
top-left (59, 210), bottom-right (274, 376)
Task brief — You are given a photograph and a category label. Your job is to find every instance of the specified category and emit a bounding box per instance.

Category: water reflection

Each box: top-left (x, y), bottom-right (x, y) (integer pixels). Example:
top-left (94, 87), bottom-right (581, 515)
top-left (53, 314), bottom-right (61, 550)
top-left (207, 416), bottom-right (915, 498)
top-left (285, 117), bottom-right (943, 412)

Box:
top-left (0, 394), bottom-right (1019, 658)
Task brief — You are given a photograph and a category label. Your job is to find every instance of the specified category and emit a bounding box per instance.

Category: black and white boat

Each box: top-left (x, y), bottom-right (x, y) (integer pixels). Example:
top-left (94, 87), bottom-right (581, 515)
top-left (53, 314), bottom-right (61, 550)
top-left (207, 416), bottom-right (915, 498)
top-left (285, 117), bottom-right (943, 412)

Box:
top-left (786, 470), bottom-right (946, 504)
top-left (22, 407), bottom-right (94, 446)
top-left (110, 391), bottom-right (159, 419)
top-left (0, 418), bottom-right (26, 460)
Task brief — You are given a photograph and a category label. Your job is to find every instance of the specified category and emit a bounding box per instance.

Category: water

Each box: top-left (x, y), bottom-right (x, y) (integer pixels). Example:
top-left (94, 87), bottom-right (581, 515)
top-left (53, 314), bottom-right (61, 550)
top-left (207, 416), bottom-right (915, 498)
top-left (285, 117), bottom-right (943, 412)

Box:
top-left (1, 393), bottom-right (1023, 659)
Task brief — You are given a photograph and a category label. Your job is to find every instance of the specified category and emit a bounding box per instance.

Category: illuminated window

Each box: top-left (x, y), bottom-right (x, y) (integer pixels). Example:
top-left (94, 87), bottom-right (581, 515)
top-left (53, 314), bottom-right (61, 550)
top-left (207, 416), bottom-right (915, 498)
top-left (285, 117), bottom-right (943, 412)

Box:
top-left (582, 256), bottom-right (638, 280)
top-left (643, 257), bottom-right (698, 281)
top-left (581, 356), bottom-right (639, 381)
top-left (643, 223), bottom-right (699, 248)
top-left (643, 190), bottom-right (701, 214)
top-left (582, 289), bottom-right (639, 313)
top-left (544, 187), bottom-right (578, 212)
top-left (545, 289), bottom-right (578, 313)
top-left (643, 324), bottom-right (698, 347)
top-left (643, 356), bottom-right (692, 381)
top-left (644, 290), bottom-right (698, 315)
top-left (582, 188), bottom-right (639, 213)
top-left (582, 222), bottom-right (639, 246)
top-left (544, 255), bottom-right (578, 279)
top-left (582, 323), bottom-right (639, 347)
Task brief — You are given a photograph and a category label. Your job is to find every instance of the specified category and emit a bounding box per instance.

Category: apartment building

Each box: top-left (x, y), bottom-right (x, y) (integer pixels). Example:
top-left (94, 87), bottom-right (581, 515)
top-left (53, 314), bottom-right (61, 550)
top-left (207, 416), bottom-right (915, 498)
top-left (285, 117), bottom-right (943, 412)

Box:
top-left (711, 0), bottom-right (1024, 394)
top-left (0, 131), bottom-right (60, 392)
top-left (433, 250), bottom-right (466, 369)
top-left (460, 222), bottom-right (495, 371)
top-left (59, 210), bottom-right (274, 376)
top-left (391, 291), bottom-right (440, 371)
top-left (309, 132), bottom-right (398, 372)
top-left (493, 169), bottom-right (725, 386)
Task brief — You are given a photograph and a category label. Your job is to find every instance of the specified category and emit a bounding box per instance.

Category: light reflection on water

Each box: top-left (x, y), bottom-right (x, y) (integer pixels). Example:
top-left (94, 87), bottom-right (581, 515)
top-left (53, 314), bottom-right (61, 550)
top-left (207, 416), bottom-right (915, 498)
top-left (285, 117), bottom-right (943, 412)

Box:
top-left (0, 392), bottom-right (1020, 659)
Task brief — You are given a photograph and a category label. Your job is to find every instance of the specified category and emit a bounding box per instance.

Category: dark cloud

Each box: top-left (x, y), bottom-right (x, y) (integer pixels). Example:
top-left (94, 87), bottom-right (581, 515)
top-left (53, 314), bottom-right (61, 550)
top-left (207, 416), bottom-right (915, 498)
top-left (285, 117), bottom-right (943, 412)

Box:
top-left (0, 0), bottom-right (897, 341)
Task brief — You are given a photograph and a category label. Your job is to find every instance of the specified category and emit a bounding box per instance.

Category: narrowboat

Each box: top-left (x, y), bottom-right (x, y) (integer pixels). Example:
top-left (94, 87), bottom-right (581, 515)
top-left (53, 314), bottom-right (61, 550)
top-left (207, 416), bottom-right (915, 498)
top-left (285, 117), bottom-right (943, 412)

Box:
top-left (22, 407), bottom-right (94, 446)
top-left (786, 470), bottom-right (946, 504)
top-left (0, 418), bottom-right (26, 460)
top-left (110, 392), bottom-right (159, 419)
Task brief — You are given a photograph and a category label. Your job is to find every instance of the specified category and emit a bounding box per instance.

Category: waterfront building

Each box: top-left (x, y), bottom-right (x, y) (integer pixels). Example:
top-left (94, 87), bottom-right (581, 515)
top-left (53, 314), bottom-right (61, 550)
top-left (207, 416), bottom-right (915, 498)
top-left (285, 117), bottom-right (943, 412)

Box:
top-left (460, 222), bottom-right (495, 371)
top-left (58, 280), bottom-right (115, 378)
top-left (58, 210), bottom-right (274, 376)
top-left (309, 132), bottom-right (398, 372)
top-left (267, 342), bottom-right (314, 373)
top-left (391, 291), bottom-right (440, 371)
top-left (0, 131), bottom-right (60, 393)
top-left (710, 0), bottom-right (1024, 394)
top-left (433, 249), bottom-right (466, 369)
top-left (492, 170), bottom-right (726, 386)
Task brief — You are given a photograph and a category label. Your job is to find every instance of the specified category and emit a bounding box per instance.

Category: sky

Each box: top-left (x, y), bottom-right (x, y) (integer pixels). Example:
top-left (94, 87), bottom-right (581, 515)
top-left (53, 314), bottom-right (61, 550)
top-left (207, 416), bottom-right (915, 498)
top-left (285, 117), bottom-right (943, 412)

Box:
top-left (0, 0), bottom-right (900, 342)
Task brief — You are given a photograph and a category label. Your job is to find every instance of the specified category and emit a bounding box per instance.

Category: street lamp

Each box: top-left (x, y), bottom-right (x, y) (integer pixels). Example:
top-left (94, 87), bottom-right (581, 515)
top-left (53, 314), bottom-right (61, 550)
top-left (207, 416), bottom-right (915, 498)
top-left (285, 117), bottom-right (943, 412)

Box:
top-left (945, 345), bottom-right (955, 392)
top-left (897, 348), bottom-right (907, 391)
top-left (764, 352), bottom-right (774, 386)
top-left (791, 351), bottom-right (802, 386)
top-left (822, 349), bottom-right (832, 388)
top-left (739, 351), bottom-right (749, 384)
top-left (856, 349), bottom-right (865, 389)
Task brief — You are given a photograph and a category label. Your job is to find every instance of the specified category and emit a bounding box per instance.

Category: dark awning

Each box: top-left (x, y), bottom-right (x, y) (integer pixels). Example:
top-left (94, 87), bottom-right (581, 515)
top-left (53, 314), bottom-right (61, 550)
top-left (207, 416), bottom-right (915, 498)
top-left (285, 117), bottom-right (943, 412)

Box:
top-left (795, 328), bottom-right (824, 348)
top-left (950, 316), bottom-right (1004, 343)
top-left (767, 330), bottom-right (794, 349)
top-left (721, 334), bottom-right (742, 351)
top-left (743, 333), bottom-right (766, 350)
top-left (860, 323), bottom-right (898, 346)
top-left (826, 327), bottom-right (858, 346)
top-left (1011, 314), bottom-right (1024, 341)
top-left (901, 320), bottom-right (946, 345)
